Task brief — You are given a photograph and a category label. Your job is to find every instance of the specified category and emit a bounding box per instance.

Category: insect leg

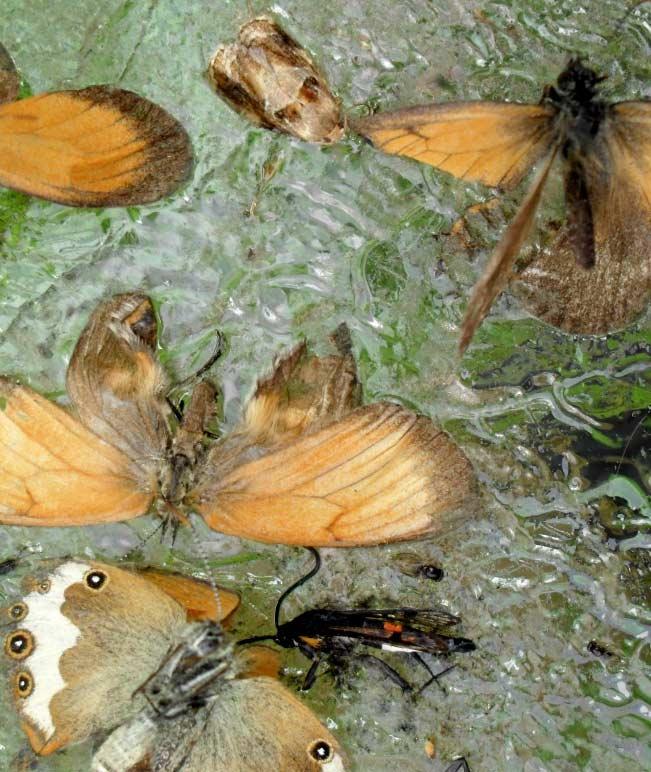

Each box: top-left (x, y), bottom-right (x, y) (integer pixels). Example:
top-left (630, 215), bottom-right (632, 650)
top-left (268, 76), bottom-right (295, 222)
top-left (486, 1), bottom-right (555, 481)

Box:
top-left (301, 656), bottom-right (323, 691)
top-left (410, 652), bottom-right (446, 694)
top-left (353, 653), bottom-right (413, 692)
top-left (416, 664), bottom-right (456, 696)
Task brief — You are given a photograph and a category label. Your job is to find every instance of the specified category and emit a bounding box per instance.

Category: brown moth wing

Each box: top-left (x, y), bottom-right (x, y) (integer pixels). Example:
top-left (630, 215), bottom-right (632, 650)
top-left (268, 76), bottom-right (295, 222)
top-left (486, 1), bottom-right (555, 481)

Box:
top-left (66, 293), bottom-right (169, 479)
top-left (241, 323), bottom-right (361, 448)
top-left (0, 43), bottom-right (19, 104)
top-left (0, 378), bottom-right (152, 526)
top-left (138, 569), bottom-right (240, 623)
top-left (513, 102), bottom-right (651, 333)
top-left (0, 86), bottom-right (191, 206)
top-left (208, 16), bottom-right (344, 144)
top-left (351, 102), bottom-right (556, 188)
top-left (192, 401), bottom-right (475, 547)
top-left (459, 145), bottom-right (560, 352)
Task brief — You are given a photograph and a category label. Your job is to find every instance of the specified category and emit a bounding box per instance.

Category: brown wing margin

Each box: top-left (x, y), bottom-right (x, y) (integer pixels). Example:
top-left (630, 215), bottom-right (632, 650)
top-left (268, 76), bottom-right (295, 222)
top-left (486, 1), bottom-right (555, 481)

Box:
top-left (194, 402), bottom-right (476, 546)
top-left (351, 101), bottom-right (556, 188)
top-left (0, 86), bottom-right (192, 206)
top-left (513, 102), bottom-right (651, 334)
top-left (0, 42), bottom-right (19, 104)
top-left (0, 379), bottom-right (152, 525)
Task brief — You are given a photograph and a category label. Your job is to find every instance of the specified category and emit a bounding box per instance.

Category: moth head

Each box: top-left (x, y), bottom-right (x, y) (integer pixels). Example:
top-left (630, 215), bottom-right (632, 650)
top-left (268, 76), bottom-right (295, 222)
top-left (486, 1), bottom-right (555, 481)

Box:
top-left (555, 58), bottom-right (606, 104)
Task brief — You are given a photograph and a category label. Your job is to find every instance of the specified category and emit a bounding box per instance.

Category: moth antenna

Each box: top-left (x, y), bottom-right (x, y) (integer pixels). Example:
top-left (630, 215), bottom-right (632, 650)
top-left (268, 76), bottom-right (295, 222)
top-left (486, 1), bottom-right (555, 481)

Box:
top-left (275, 547), bottom-right (322, 629)
top-left (133, 518), bottom-right (167, 552)
top-left (166, 333), bottom-right (224, 439)
top-left (175, 331), bottom-right (225, 389)
top-left (615, 408), bottom-right (650, 475)
top-left (188, 517), bottom-right (224, 623)
top-left (238, 550), bottom-right (322, 647)
top-left (238, 550), bottom-right (322, 646)
top-left (166, 396), bottom-right (184, 423)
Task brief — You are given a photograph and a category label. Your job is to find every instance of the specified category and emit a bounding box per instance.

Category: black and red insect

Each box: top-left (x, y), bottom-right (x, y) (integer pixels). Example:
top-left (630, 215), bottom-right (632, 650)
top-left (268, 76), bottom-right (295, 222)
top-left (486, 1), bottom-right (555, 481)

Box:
top-left (238, 548), bottom-right (476, 691)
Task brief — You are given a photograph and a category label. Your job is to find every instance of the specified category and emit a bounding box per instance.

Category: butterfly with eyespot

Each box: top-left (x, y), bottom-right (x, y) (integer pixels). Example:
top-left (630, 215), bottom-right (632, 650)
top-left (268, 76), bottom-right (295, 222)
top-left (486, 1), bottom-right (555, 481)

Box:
top-left (352, 58), bottom-right (651, 350)
top-left (1, 559), bottom-right (238, 756)
top-left (2, 559), bottom-right (346, 770)
top-left (238, 548), bottom-right (475, 692)
top-left (92, 620), bottom-right (347, 772)
top-left (0, 292), bottom-right (476, 546)
top-left (0, 42), bottom-right (191, 206)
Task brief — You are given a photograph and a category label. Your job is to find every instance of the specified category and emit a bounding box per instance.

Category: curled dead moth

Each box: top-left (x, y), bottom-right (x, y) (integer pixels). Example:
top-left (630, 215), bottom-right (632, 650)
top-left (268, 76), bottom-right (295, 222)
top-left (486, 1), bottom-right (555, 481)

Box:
top-left (0, 42), bottom-right (191, 206)
top-left (352, 59), bottom-right (651, 349)
top-left (208, 16), bottom-right (344, 144)
top-left (2, 560), bottom-right (345, 771)
top-left (92, 621), bottom-right (347, 772)
top-left (238, 549), bottom-right (475, 692)
top-left (0, 292), bottom-right (476, 546)
top-left (1, 559), bottom-right (239, 756)
top-left (0, 42), bottom-right (19, 104)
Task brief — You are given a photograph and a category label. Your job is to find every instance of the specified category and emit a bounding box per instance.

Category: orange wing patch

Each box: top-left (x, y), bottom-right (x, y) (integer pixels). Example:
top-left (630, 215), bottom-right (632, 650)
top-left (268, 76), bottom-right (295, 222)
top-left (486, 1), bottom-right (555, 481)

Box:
top-left (237, 645), bottom-right (282, 679)
top-left (352, 102), bottom-right (555, 188)
top-left (139, 568), bottom-right (240, 623)
top-left (194, 402), bottom-right (475, 546)
top-left (0, 86), bottom-right (191, 206)
top-left (0, 379), bottom-right (152, 525)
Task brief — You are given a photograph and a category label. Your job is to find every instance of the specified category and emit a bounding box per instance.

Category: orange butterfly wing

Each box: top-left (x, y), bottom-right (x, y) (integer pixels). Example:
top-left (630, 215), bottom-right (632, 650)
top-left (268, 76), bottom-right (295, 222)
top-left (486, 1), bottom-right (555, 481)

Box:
top-left (193, 402), bottom-right (475, 546)
top-left (352, 101), bottom-right (556, 188)
top-left (514, 101), bottom-right (651, 333)
top-left (139, 569), bottom-right (240, 623)
top-left (0, 379), bottom-right (153, 525)
top-left (0, 86), bottom-right (191, 206)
